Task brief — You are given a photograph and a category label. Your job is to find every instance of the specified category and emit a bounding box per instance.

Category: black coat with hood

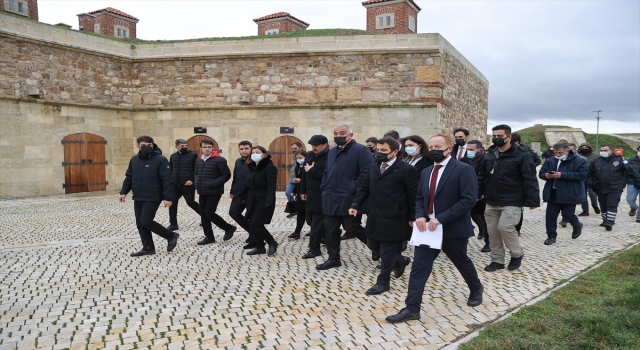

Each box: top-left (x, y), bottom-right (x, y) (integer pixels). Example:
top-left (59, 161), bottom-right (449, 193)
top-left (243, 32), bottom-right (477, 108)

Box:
top-left (578, 142), bottom-right (599, 166)
top-left (243, 155), bottom-right (278, 225)
top-left (194, 151), bottom-right (231, 196)
top-left (169, 149), bottom-right (198, 186)
top-left (120, 144), bottom-right (173, 202)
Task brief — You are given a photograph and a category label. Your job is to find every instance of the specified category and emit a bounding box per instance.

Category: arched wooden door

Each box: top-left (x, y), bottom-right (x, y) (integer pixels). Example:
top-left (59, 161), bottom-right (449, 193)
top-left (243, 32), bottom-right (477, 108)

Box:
top-left (62, 133), bottom-right (108, 194)
top-left (187, 135), bottom-right (219, 158)
top-left (268, 136), bottom-right (305, 191)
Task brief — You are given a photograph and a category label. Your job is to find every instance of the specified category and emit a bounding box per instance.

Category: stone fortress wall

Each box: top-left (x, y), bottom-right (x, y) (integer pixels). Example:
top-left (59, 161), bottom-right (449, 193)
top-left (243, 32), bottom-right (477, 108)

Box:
top-left (0, 13), bottom-right (488, 198)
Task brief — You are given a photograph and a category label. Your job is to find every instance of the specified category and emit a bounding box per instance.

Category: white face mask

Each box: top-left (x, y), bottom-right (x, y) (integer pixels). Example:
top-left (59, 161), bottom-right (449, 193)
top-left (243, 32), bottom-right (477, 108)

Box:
top-left (296, 158), bottom-right (305, 165)
top-left (637, 151), bottom-right (640, 157)
top-left (467, 150), bottom-right (476, 159)
top-left (405, 146), bottom-right (420, 156)
top-left (600, 151), bottom-right (610, 158)
top-left (251, 154), bottom-right (263, 163)
top-left (555, 154), bottom-right (567, 161)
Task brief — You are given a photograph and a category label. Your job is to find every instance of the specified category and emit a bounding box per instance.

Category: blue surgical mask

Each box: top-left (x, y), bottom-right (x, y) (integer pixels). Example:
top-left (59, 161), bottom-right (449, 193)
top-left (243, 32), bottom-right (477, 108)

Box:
top-left (467, 150), bottom-right (476, 159)
top-left (251, 154), bottom-right (263, 163)
top-left (405, 146), bottom-right (420, 156)
top-left (297, 158), bottom-right (305, 165)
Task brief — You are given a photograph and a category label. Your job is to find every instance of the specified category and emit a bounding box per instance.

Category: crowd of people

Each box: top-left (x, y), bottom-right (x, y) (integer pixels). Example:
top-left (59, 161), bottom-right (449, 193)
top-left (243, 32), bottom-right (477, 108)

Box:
top-left (118, 124), bottom-right (640, 323)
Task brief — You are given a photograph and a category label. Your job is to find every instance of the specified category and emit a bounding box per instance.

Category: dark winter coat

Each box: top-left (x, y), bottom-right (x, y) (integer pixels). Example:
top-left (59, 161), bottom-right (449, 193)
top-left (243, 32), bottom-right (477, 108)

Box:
top-left (244, 156), bottom-right (277, 225)
top-left (542, 148), bottom-right (554, 160)
top-left (588, 155), bottom-right (640, 193)
top-left (230, 157), bottom-right (249, 197)
top-left (120, 144), bottom-right (173, 202)
top-left (321, 140), bottom-right (375, 216)
top-left (519, 144), bottom-right (541, 166)
top-left (403, 155), bottom-right (434, 180)
top-left (169, 149), bottom-right (198, 185)
top-left (293, 162), bottom-right (306, 213)
top-left (478, 144), bottom-right (540, 207)
top-left (461, 151), bottom-right (487, 214)
top-left (626, 157), bottom-right (640, 185)
top-left (539, 151), bottom-right (588, 204)
top-left (300, 148), bottom-right (329, 213)
top-left (351, 159), bottom-right (418, 241)
top-left (194, 152), bottom-right (231, 196)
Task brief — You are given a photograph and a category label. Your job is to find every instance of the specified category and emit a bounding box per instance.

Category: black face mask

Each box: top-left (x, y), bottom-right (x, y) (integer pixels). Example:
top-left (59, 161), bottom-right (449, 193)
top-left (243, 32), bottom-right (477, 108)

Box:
top-left (367, 146), bottom-right (375, 153)
top-left (579, 148), bottom-right (589, 155)
top-left (140, 145), bottom-right (153, 156)
top-left (492, 138), bottom-right (507, 147)
top-left (179, 147), bottom-right (188, 153)
top-left (334, 136), bottom-right (348, 146)
top-left (375, 152), bottom-right (391, 162)
top-left (429, 150), bottom-right (448, 163)
top-left (455, 139), bottom-right (465, 146)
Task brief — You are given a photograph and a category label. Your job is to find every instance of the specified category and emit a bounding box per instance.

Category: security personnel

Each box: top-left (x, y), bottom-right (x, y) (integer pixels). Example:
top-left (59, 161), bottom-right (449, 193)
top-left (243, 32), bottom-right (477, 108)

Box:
top-left (587, 144), bottom-right (640, 230)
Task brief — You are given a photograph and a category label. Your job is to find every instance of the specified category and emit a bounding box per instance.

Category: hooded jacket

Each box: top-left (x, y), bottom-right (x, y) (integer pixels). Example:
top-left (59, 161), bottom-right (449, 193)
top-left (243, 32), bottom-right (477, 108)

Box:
top-left (578, 142), bottom-right (599, 166)
top-left (588, 154), bottom-right (640, 193)
top-left (194, 151), bottom-right (231, 196)
top-left (539, 151), bottom-right (588, 204)
top-left (120, 144), bottom-right (173, 202)
top-left (169, 148), bottom-right (198, 186)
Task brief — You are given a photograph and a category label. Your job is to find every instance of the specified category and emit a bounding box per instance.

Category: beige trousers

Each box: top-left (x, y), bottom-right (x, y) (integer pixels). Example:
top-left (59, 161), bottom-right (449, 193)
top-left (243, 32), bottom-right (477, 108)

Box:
top-left (485, 204), bottom-right (524, 264)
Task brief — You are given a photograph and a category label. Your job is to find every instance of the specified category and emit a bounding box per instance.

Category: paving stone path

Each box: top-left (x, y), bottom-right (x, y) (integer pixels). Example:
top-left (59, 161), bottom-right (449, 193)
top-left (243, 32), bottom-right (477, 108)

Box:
top-left (1, 188), bottom-right (639, 349)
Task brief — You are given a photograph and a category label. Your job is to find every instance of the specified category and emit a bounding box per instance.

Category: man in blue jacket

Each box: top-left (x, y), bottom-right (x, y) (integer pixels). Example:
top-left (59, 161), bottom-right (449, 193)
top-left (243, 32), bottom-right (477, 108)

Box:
top-left (229, 140), bottom-right (253, 248)
top-left (119, 135), bottom-right (179, 257)
top-left (317, 124), bottom-right (375, 270)
top-left (538, 143), bottom-right (588, 245)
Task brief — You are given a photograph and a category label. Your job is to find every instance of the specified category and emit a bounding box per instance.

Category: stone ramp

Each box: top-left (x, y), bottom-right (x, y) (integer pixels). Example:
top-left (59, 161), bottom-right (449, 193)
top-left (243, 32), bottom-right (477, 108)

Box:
top-left (544, 128), bottom-right (587, 146)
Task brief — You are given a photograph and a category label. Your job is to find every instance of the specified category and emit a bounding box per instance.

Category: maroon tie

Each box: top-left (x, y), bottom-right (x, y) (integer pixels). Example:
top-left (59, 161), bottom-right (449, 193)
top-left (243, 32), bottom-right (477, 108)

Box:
top-left (428, 165), bottom-right (443, 215)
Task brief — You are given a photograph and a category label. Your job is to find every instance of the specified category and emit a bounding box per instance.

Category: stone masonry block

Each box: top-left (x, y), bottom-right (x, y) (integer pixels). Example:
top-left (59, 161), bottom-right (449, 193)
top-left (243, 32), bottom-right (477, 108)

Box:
top-left (416, 66), bottom-right (441, 82)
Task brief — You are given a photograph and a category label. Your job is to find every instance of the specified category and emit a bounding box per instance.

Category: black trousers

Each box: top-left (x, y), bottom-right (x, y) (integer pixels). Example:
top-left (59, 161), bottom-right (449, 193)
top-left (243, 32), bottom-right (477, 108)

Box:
top-left (597, 191), bottom-right (622, 224)
top-left (168, 184), bottom-right (200, 226)
top-left (250, 224), bottom-right (275, 248)
top-left (229, 198), bottom-right (251, 233)
top-left (134, 200), bottom-right (173, 251)
top-left (200, 194), bottom-right (234, 238)
top-left (581, 181), bottom-right (599, 213)
top-left (515, 208), bottom-right (524, 232)
top-left (546, 200), bottom-right (580, 238)
top-left (405, 238), bottom-right (482, 313)
top-left (367, 238), bottom-right (404, 286)
top-left (306, 210), bottom-right (325, 251)
top-left (294, 206), bottom-right (307, 234)
top-left (324, 214), bottom-right (367, 261)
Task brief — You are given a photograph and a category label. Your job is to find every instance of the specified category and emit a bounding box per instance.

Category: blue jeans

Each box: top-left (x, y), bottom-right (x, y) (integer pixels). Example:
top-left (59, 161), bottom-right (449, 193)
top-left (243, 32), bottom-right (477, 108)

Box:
top-left (285, 182), bottom-right (296, 202)
top-left (626, 184), bottom-right (640, 216)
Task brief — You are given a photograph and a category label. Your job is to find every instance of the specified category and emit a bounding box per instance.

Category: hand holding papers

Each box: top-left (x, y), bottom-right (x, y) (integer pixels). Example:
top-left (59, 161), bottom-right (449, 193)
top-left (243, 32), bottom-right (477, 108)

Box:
top-left (409, 221), bottom-right (443, 250)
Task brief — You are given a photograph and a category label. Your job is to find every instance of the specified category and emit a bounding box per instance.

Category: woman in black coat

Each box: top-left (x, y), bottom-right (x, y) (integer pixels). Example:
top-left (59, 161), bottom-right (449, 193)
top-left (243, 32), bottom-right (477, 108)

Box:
top-left (243, 146), bottom-right (279, 256)
top-left (401, 135), bottom-right (433, 244)
top-left (288, 150), bottom-right (308, 239)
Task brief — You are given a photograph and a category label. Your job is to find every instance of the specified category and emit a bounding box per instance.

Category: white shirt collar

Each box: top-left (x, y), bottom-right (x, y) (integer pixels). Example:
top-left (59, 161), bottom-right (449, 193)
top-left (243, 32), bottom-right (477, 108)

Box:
top-left (435, 155), bottom-right (452, 167)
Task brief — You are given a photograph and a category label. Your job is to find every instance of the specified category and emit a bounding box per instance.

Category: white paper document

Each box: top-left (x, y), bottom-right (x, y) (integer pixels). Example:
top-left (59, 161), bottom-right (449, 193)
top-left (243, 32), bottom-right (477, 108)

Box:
top-left (409, 223), bottom-right (443, 250)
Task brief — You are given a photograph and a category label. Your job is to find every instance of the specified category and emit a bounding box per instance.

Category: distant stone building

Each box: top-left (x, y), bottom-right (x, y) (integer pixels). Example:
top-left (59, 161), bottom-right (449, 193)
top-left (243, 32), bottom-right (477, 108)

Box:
top-left (77, 7), bottom-right (138, 39)
top-left (254, 12), bottom-right (309, 36)
top-left (1, 0), bottom-right (38, 20)
top-left (363, 0), bottom-right (420, 34)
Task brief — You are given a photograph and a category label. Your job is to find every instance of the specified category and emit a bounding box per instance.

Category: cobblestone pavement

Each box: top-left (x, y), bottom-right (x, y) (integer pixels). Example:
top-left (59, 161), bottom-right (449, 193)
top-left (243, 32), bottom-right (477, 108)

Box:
top-left (1, 189), bottom-right (639, 350)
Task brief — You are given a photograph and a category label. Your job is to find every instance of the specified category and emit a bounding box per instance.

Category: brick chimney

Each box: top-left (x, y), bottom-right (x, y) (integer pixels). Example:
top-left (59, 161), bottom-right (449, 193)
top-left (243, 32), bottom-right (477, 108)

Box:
top-left (362, 0), bottom-right (421, 34)
top-left (77, 7), bottom-right (139, 38)
top-left (253, 12), bottom-right (309, 36)
top-left (1, 0), bottom-right (39, 20)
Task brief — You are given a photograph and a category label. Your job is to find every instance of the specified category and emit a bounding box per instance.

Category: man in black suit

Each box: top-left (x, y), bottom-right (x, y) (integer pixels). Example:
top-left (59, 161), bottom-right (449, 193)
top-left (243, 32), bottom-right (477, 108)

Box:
top-left (386, 133), bottom-right (483, 323)
top-left (349, 137), bottom-right (419, 295)
top-left (299, 135), bottom-right (330, 259)
top-left (452, 127), bottom-right (470, 160)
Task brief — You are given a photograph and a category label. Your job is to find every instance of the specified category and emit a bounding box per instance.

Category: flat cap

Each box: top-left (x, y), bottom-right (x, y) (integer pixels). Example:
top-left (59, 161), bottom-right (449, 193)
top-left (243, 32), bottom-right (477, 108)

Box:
top-left (308, 135), bottom-right (328, 145)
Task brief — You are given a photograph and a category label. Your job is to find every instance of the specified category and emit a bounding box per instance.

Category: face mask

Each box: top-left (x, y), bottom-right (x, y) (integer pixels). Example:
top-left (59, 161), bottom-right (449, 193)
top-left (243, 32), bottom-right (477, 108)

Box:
top-left (140, 145), bottom-right (153, 156)
top-left (375, 152), bottom-right (392, 163)
top-left (179, 147), bottom-right (188, 153)
top-left (455, 139), bottom-right (465, 146)
top-left (429, 150), bottom-right (448, 163)
top-left (296, 158), bottom-right (305, 165)
top-left (579, 148), bottom-right (590, 155)
top-left (555, 154), bottom-right (567, 161)
top-left (492, 138), bottom-right (507, 147)
top-left (637, 151), bottom-right (640, 157)
top-left (367, 146), bottom-right (375, 153)
top-left (334, 136), bottom-right (347, 146)
top-left (251, 154), bottom-right (263, 163)
top-left (405, 146), bottom-right (420, 156)
top-left (600, 151), bottom-right (610, 158)
top-left (467, 150), bottom-right (476, 159)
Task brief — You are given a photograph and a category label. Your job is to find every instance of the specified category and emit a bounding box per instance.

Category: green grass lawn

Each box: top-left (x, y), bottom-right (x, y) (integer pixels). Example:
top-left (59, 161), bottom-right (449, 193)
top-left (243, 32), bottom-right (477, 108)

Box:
top-left (460, 245), bottom-right (640, 350)
top-left (583, 133), bottom-right (637, 159)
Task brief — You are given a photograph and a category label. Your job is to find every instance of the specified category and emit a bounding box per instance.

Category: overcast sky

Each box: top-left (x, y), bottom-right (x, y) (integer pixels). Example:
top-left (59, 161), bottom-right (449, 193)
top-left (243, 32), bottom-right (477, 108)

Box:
top-left (37, 0), bottom-right (640, 134)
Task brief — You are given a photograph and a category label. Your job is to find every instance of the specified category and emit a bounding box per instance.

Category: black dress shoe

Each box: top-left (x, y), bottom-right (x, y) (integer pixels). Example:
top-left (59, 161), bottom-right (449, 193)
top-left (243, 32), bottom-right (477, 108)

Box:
top-left (167, 233), bottom-right (179, 252)
top-left (246, 247), bottom-right (266, 255)
top-left (197, 236), bottom-right (215, 245)
top-left (393, 257), bottom-right (411, 279)
top-left (594, 206), bottom-right (601, 214)
top-left (544, 237), bottom-right (556, 245)
top-left (385, 308), bottom-right (421, 323)
top-left (572, 223), bottom-right (583, 239)
top-left (130, 249), bottom-right (156, 257)
top-left (366, 284), bottom-right (390, 295)
top-left (508, 253), bottom-right (524, 271)
top-left (302, 250), bottom-right (321, 259)
top-left (286, 212), bottom-right (297, 218)
top-left (223, 226), bottom-right (237, 241)
top-left (267, 241), bottom-right (278, 256)
top-left (371, 250), bottom-right (380, 261)
top-left (578, 212), bottom-right (589, 217)
top-left (288, 232), bottom-right (300, 239)
top-left (243, 242), bottom-right (256, 250)
top-left (477, 233), bottom-right (485, 240)
top-left (481, 244), bottom-right (491, 253)
top-left (467, 285), bottom-right (484, 307)
top-left (305, 232), bottom-right (311, 237)
top-left (316, 259), bottom-right (342, 270)
top-left (166, 224), bottom-right (179, 231)
top-left (484, 262), bottom-right (504, 272)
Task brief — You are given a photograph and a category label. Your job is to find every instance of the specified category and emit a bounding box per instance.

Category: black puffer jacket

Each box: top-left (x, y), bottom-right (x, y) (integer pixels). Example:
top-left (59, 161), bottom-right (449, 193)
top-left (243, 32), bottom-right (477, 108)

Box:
top-left (478, 144), bottom-right (540, 207)
top-left (169, 149), bottom-right (198, 185)
top-left (588, 154), bottom-right (640, 193)
top-left (627, 157), bottom-right (640, 185)
top-left (194, 152), bottom-right (231, 196)
top-left (120, 144), bottom-right (173, 201)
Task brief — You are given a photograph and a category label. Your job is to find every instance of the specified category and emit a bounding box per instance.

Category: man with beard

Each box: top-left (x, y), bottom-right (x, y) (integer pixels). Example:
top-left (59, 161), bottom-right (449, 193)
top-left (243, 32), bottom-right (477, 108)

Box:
top-left (230, 141), bottom-right (254, 249)
top-left (452, 127), bottom-right (470, 161)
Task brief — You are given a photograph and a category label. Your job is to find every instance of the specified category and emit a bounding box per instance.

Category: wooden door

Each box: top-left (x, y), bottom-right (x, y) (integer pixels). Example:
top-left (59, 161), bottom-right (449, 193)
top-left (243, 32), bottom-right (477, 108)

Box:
top-left (187, 135), bottom-right (219, 158)
top-left (268, 136), bottom-right (305, 191)
top-left (62, 133), bottom-right (108, 194)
